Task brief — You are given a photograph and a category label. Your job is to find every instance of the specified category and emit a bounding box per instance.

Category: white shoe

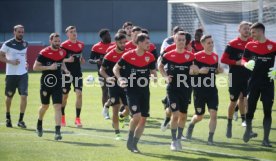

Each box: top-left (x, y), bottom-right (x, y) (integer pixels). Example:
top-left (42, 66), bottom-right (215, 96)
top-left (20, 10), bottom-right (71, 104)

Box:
top-left (176, 139), bottom-right (182, 151)
top-left (233, 111), bottom-right (238, 121)
top-left (160, 122), bottom-right (170, 132)
top-left (170, 140), bottom-right (177, 151)
top-left (102, 107), bottom-right (110, 120)
top-left (241, 121), bottom-right (247, 127)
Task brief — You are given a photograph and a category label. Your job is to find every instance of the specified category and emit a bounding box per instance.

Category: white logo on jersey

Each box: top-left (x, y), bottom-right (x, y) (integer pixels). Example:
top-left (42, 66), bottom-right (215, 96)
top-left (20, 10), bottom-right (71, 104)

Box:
top-left (145, 56), bottom-right (150, 62)
top-left (59, 51), bottom-right (63, 56)
top-left (253, 46), bottom-right (258, 48)
top-left (185, 54), bottom-right (190, 60)
top-left (171, 55), bottom-right (176, 57)
top-left (267, 44), bottom-right (273, 50)
top-left (213, 56), bottom-right (217, 61)
top-left (78, 43), bottom-right (82, 49)
top-left (131, 57), bottom-right (136, 61)
top-left (48, 52), bottom-right (53, 55)
top-left (238, 43), bottom-right (242, 46)
top-left (23, 42), bottom-right (27, 47)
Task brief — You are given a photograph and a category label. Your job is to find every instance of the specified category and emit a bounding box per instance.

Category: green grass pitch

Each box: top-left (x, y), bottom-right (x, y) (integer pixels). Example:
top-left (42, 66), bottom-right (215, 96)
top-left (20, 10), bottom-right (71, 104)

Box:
top-left (0, 72), bottom-right (275, 161)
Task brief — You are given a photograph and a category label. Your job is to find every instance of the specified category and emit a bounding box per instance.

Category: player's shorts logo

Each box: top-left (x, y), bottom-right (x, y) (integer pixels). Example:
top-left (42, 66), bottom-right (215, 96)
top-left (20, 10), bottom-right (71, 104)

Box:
top-left (110, 97), bottom-right (115, 103)
top-left (132, 105), bottom-right (137, 112)
top-left (63, 89), bottom-right (67, 93)
top-left (267, 44), bottom-right (273, 50)
top-left (171, 103), bottom-right (176, 109)
top-left (7, 91), bottom-right (13, 96)
top-left (42, 91), bottom-right (47, 97)
top-left (230, 95), bottom-right (234, 100)
top-left (196, 108), bottom-right (202, 113)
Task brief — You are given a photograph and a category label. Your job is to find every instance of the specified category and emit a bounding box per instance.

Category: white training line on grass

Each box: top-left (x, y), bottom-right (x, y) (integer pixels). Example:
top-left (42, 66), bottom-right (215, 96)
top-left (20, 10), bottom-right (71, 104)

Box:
top-left (0, 131), bottom-right (273, 161)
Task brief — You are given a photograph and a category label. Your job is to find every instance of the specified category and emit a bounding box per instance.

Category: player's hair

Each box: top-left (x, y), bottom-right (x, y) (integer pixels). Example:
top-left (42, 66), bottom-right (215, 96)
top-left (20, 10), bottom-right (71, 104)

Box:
top-left (114, 33), bottom-right (126, 41)
top-left (239, 21), bottom-right (250, 28)
top-left (195, 28), bottom-right (203, 33)
top-left (250, 22), bottom-right (265, 32)
top-left (65, 26), bottom-right (76, 33)
top-left (141, 28), bottom-right (149, 35)
top-left (135, 33), bottom-right (149, 44)
top-left (122, 21), bottom-right (133, 29)
top-left (185, 32), bottom-right (192, 45)
top-left (200, 35), bottom-right (212, 43)
top-left (117, 29), bottom-right (127, 35)
top-left (173, 26), bottom-right (184, 35)
top-left (14, 24), bottom-right (24, 31)
top-left (49, 33), bottom-right (60, 40)
top-left (99, 28), bottom-right (110, 38)
top-left (131, 26), bottom-right (142, 33)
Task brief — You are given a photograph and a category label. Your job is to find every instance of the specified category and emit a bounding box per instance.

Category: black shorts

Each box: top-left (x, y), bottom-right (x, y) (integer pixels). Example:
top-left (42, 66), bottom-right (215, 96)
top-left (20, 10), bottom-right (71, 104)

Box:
top-left (167, 89), bottom-right (189, 113)
top-left (193, 88), bottom-right (218, 115)
top-left (108, 85), bottom-right (127, 106)
top-left (229, 79), bottom-right (248, 102)
top-left (40, 84), bottom-right (62, 105)
top-left (126, 89), bottom-right (150, 117)
top-left (5, 73), bottom-right (28, 97)
top-left (188, 86), bottom-right (193, 104)
top-left (62, 72), bottom-right (83, 94)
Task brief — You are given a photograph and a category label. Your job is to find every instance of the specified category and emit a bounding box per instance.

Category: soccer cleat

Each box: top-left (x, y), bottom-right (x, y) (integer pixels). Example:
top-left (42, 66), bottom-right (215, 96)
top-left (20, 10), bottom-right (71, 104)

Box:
top-left (176, 139), bottom-right (182, 151)
top-left (207, 140), bottom-right (215, 146)
top-left (75, 117), bottom-right (83, 128)
top-left (170, 140), bottom-right (177, 151)
top-left (241, 121), bottom-right (247, 127)
top-left (233, 111), bottom-right (238, 121)
top-left (54, 133), bottom-right (62, 141)
top-left (61, 115), bottom-right (66, 127)
top-left (115, 134), bottom-right (122, 141)
top-left (6, 119), bottom-right (13, 128)
top-left (250, 131), bottom-right (258, 138)
top-left (17, 121), bottom-right (27, 128)
top-left (226, 124), bottom-right (232, 138)
top-left (102, 107), bottom-right (110, 120)
top-left (160, 121), bottom-right (170, 132)
top-left (243, 129), bottom-right (251, 143)
top-left (186, 123), bottom-right (194, 140)
top-left (36, 127), bottom-right (43, 137)
top-left (262, 139), bottom-right (272, 147)
top-left (132, 144), bottom-right (140, 153)
top-left (181, 135), bottom-right (187, 140)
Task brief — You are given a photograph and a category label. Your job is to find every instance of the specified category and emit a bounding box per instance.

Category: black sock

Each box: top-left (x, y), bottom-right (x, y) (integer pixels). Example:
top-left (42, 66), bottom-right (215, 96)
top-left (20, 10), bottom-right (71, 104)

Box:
top-left (177, 127), bottom-right (184, 139)
top-left (115, 129), bottom-right (120, 134)
top-left (241, 114), bottom-right (246, 122)
top-left (228, 118), bottom-right (232, 125)
top-left (133, 137), bottom-right (140, 148)
top-left (245, 119), bottom-right (252, 132)
top-left (6, 112), bottom-right (11, 120)
top-left (55, 125), bottom-right (61, 134)
top-left (235, 105), bottom-right (239, 112)
top-left (37, 119), bottom-right (42, 128)
top-left (19, 113), bottom-right (24, 122)
top-left (171, 129), bottom-right (177, 141)
top-left (263, 117), bottom-right (272, 141)
top-left (61, 106), bottom-right (65, 115)
top-left (208, 132), bottom-right (214, 142)
top-left (76, 108), bottom-right (81, 118)
top-left (128, 131), bottom-right (134, 140)
top-left (164, 117), bottom-right (170, 126)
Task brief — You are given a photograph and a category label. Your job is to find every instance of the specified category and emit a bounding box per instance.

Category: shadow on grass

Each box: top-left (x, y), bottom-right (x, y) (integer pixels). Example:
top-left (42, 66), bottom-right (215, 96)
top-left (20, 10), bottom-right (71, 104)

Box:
top-left (67, 126), bottom-right (128, 134)
top-left (140, 152), bottom-right (212, 161)
top-left (46, 139), bottom-right (116, 147)
top-left (21, 127), bottom-right (75, 134)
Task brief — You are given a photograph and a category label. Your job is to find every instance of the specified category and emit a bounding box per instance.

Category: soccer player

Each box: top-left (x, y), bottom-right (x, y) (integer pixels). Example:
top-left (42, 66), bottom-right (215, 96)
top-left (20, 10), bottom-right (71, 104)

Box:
top-left (141, 28), bottom-right (159, 59)
top-left (33, 33), bottom-right (69, 140)
top-left (0, 25), bottom-right (28, 128)
top-left (89, 28), bottom-right (114, 119)
top-left (221, 21), bottom-right (253, 138)
top-left (100, 33), bottom-right (128, 140)
top-left (186, 35), bottom-right (223, 145)
top-left (242, 22), bottom-right (276, 147)
top-left (158, 31), bottom-right (196, 151)
top-left (113, 33), bottom-right (157, 153)
top-left (122, 21), bottom-right (133, 41)
top-left (125, 26), bottom-right (142, 51)
top-left (160, 26), bottom-right (183, 53)
top-left (60, 26), bottom-right (85, 127)
top-left (191, 28), bottom-right (204, 53)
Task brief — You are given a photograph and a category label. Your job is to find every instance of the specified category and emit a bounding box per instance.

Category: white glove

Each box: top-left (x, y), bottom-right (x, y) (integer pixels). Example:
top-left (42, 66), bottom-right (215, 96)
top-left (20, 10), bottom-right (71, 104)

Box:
top-left (244, 60), bottom-right (255, 71)
top-left (268, 67), bottom-right (276, 80)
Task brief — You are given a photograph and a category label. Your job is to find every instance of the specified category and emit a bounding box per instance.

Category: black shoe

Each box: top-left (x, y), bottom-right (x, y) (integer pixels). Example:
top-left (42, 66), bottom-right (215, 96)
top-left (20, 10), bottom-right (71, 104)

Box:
top-left (54, 133), bottom-right (62, 141)
top-left (262, 140), bottom-right (272, 147)
top-left (17, 121), bottom-right (27, 128)
top-left (36, 127), bottom-right (43, 137)
top-left (250, 131), bottom-right (258, 138)
top-left (127, 137), bottom-right (134, 151)
top-left (131, 144), bottom-right (141, 153)
top-left (207, 140), bottom-right (215, 146)
top-left (186, 123), bottom-right (194, 140)
top-left (243, 129), bottom-right (251, 143)
top-left (226, 124), bottom-right (232, 138)
top-left (6, 119), bottom-right (13, 128)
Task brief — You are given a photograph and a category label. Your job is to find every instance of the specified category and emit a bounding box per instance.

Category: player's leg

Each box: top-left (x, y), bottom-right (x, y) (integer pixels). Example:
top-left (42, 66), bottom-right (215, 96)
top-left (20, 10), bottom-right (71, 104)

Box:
top-left (161, 96), bottom-right (171, 131)
top-left (61, 78), bottom-right (71, 126)
top-left (17, 73), bottom-right (28, 128)
top-left (238, 93), bottom-right (247, 126)
top-left (208, 109), bottom-right (217, 145)
top-left (101, 79), bottom-right (110, 119)
top-left (74, 75), bottom-right (83, 127)
top-left (53, 87), bottom-right (63, 140)
top-left (226, 86), bottom-right (239, 138)
top-left (37, 89), bottom-right (51, 137)
top-left (5, 75), bottom-right (17, 127)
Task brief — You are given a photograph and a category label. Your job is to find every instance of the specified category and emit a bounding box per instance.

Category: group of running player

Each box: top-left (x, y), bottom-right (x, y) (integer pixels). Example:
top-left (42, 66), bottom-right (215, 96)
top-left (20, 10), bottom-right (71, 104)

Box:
top-left (0, 21), bottom-right (275, 153)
